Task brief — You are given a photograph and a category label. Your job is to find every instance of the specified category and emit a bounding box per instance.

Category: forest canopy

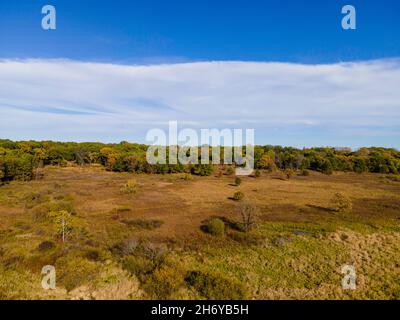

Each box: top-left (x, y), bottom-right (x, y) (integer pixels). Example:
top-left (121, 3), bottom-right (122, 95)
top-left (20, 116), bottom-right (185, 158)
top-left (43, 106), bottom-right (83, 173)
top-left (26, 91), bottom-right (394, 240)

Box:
top-left (0, 139), bottom-right (399, 183)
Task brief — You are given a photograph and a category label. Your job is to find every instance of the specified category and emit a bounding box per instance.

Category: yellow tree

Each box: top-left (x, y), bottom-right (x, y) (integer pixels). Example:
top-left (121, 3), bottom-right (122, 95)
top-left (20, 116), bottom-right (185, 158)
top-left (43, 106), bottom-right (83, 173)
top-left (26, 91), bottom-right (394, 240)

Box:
top-left (257, 153), bottom-right (277, 172)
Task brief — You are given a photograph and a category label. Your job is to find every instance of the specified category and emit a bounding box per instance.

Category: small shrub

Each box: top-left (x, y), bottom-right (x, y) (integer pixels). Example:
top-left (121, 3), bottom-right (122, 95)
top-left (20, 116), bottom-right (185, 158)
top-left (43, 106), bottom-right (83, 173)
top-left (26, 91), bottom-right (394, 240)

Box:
top-left (85, 249), bottom-right (103, 262)
top-left (122, 255), bottom-right (154, 278)
top-left (144, 265), bottom-right (184, 299)
top-left (285, 169), bottom-right (294, 179)
top-left (27, 196), bottom-right (75, 223)
top-left (49, 196), bottom-right (76, 215)
top-left (0, 266), bottom-right (32, 299)
top-left (236, 201), bottom-right (260, 232)
top-left (121, 179), bottom-right (138, 194)
top-left (228, 231), bottom-right (266, 246)
top-left (24, 191), bottom-right (49, 209)
top-left (111, 238), bottom-right (139, 256)
top-left (31, 203), bottom-right (51, 222)
top-left (140, 241), bottom-right (168, 269)
top-left (205, 218), bottom-right (225, 236)
top-left (38, 240), bottom-right (55, 252)
top-left (300, 169), bottom-right (310, 176)
top-left (180, 173), bottom-right (193, 181)
top-left (23, 254), bottom-right (57, 273)
top-left (331, 192), bottom-right (352, 213)
top-left (225, 166), bottom-right (235, 176)
top-left (254, 169), bottom-right (261, 178)
top-left (113, 238), bottom-right (167, 270)
top-left (191, 164), bottom-right (214, 176)
top-left (234, 177), bottom-right (242, 186)
top-left (56, 256), bottom-right (98, 292)
top-left (185, 270), bottom-right (247, 299)
top-left (273, 236), bottom-right (291, 247)
top-left (73, 226), bottom-right (89, 241)
top-left (232, 191), bottom-right (244, 201)
top-left (53, 201), bottom-right (76, 216)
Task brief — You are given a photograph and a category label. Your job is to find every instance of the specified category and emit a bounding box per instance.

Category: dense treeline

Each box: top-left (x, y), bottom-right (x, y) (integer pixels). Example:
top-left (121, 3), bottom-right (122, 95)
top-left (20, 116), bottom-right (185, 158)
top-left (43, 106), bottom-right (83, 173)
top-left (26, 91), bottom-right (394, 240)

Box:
top-left (0, 139), bottom-right (399, 183)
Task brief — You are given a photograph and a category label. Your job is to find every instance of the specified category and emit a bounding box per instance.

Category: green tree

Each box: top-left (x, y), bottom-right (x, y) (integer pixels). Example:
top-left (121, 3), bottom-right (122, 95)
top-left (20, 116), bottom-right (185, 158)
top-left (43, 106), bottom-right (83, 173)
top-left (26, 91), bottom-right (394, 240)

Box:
top-left (256, 153), bottom-right (276, 171)
top-left (352, 157), bottom-right (368, 173)
top-left (0, 160), bottom-right (5, 182)
top-left (321, 160), bottom-right (333, 175)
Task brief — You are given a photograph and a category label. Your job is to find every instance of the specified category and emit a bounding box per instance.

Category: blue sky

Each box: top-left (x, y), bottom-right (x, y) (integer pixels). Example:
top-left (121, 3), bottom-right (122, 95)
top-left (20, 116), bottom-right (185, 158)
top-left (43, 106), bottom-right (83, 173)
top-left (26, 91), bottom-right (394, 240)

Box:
top-left (0, 0), bottom-right (399, 148)
top-left (1, 0), bottom-right (400, 63)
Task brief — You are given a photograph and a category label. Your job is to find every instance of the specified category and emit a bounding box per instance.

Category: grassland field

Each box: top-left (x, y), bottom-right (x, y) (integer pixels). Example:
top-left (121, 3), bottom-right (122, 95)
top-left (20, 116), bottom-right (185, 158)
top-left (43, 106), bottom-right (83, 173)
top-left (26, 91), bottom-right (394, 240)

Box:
top-left (0, 166), bottom-right (399, 300)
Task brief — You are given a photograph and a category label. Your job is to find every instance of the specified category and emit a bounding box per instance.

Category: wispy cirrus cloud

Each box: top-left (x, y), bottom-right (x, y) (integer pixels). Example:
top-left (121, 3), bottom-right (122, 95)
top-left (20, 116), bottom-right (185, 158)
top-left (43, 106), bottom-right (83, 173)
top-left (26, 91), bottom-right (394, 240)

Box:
top-left (0, 58), bottom-right (399, 147)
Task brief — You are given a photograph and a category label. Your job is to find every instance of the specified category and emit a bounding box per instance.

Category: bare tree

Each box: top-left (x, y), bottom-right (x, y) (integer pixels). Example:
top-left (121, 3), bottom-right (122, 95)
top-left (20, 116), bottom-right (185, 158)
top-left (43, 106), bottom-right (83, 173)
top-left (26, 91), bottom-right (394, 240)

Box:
top-left (236, 201), bottom-right (260, 232)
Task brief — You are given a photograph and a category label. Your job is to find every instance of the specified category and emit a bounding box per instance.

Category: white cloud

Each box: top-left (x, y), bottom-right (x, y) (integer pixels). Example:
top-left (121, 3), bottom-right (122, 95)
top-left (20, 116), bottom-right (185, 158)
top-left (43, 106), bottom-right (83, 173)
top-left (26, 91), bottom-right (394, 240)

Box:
top-left (0, 58), bottom-right (399, 147)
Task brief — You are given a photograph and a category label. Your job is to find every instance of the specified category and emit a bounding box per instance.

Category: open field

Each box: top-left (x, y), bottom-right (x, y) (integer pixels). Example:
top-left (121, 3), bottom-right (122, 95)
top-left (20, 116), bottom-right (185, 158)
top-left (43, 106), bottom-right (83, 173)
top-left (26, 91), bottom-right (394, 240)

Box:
top-left (1, 166), bottom-right (399, 299)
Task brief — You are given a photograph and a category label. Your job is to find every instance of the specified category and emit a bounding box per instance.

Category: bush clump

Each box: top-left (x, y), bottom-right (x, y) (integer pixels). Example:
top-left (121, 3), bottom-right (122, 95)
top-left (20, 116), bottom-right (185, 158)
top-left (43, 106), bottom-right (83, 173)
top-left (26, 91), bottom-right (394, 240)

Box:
top-left (191, 164), bottom-right (214, 176)
top-left (111, 238), bottom-right (139, 256)
top-left (85, 249), bottom-right (104, 262)
top-left (232, 191), bottom-right (244, 201)
top-left (24, 191), bottom-right (51, 209)
top-left (254, 169), bottom-right (261, 178)
top-left (115, 239), bottom-right (167, 271)
top-left (31, 203), bottom-right (51, 222)
top-left (47, 194), bottom-right (76, 215)
top-left (30, 196), bottom-right (76, 222)
top-left (122, 255), bottom-right (155, 279)
top-left (205, 218), bottom-right (225, 236)
top-left (180, 173), bottom-right (193, 181)
top-left (56, 256), bottom-right (99, 292)
top-left (228, 231), bottom-right (266, 246)
top-left (185, 270), bottom-right (247, 299)
top-left (121, 179), bottom-right (138, 194)
top-left (300, 169), bottom-right (310, 176)
top-left (225, 166), bottom-right (235, 176)
top-left (285, 169), bottom-right (294, 179)
top-left (331, 192), bottom-right (353, 213)
top-left (119, 239), bottom-right (170, 294)
top-left (234, 177), bottom-right (242, 186)
top-left (38, 240), bottom-right (55, 252)
top-left (144, 265), bottom-right (184, 299)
